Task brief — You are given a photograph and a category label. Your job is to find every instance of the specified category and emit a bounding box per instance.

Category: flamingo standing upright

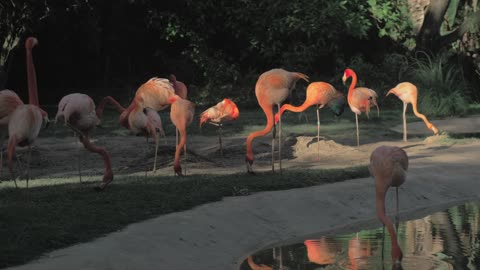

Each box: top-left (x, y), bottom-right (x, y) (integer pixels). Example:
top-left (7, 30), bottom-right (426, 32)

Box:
top-left (274, 82), bottom-right (345, 159)
top-left (96, 77), bottom-right (173, 174)
top-left (342, 68), bottom-right (380, 146)
top-left (0, 90), bottom-right (24, 176)
top-left (55, 93), bottom-right (113, 190)
top-left (369, 145), bottom-right (408, 265)
top-left (169, 95), bottom-right (195, 176)
top-left (7, 37), bottom-right (49, 188)
top-left (387, 82), bottom-right (439, 142)
top-left (245, 68), bottom-right (309, 174)
top-left (200, 98), bottom-right (239, 157)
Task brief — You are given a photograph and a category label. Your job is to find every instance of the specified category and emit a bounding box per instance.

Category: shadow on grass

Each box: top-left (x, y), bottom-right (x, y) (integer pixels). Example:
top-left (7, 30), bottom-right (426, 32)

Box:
top-left (0, 166), bottom-right (369, 268)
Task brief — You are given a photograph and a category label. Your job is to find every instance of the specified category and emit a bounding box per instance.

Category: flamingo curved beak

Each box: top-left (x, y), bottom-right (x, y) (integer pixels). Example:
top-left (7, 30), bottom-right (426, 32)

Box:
top-left (342, 74), bottom-right (347, 85)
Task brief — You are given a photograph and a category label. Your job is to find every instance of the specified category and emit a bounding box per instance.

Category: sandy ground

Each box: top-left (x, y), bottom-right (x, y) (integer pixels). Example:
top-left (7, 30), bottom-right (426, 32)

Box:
top-left (3, 116), bottom-right (480, 270)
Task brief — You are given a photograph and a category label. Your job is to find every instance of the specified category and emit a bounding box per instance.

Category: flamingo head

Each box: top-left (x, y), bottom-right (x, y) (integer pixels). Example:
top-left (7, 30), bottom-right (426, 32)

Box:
top-left (274, 112), bottom-right (280, 124)
top-left (224, 98), bottom-right (239, 120)
top-left (174, 162), bottom-right (182, 176)
top-left (40, 109), bottom-right (50, 129)
top-left (245, 154), bottom-right (253, 165)
top-left (199, 112), bottom-right (209, 127)
top-left (392, 247), bottom-right (403, 268)
top-left (168, 95), bottom-right (180, 104)
top-left (25, 37), bottom-right (38, 49)
top-left (342, 68), bottom-right (354, 85)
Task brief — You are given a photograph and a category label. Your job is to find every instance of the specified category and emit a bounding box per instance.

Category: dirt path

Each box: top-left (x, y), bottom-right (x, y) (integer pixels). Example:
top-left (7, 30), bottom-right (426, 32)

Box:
top-left (391, 114), bottom-right (480, 135)
top-left (6, 135), bottom-right (480, 270)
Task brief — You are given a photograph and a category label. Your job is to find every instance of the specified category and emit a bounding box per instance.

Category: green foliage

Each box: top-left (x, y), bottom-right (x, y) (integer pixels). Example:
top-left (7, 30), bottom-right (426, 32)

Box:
top-left (406, 53), bottom-right (469, 116)
top-left (367, 0), bottom-right (416, 49)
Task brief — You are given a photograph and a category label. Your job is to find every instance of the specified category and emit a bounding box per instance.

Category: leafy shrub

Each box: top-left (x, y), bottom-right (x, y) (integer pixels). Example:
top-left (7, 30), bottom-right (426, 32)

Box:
top-left (406, 52), bottom-right (469, 116)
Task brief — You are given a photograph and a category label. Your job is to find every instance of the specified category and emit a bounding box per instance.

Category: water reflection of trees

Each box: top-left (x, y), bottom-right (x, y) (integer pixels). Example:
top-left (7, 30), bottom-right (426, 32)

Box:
top-left (242, 202), bottom-right (480, 270)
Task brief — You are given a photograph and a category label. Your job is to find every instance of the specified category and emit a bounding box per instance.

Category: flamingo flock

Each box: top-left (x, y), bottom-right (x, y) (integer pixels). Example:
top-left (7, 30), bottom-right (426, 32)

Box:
top-left (1, 36), bottom-right (442, 266)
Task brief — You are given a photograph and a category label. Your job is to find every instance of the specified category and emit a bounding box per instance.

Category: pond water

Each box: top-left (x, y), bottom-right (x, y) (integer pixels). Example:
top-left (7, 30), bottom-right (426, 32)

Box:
top-left (241, 202), bottom-right (480, 270)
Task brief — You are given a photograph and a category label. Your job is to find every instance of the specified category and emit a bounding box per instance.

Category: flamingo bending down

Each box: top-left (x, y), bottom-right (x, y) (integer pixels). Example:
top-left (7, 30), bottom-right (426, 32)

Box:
top-left (342, 68), bottom-right (380, 146)
top-left (55, 93), bottom-right (113, 190)
top-left (0, 90), bottom-right (24, 176)
top-left (169, 74), bottom-right (188, 147)
top-left (7, 37), bottom-right (49, 188)
top-left (387, 82), bottom-right (439, 142)
top-left (274, 82), bottom-right (345, 159)
top-left (245, 68), bottom-right (309, 174)
top-left (200, 98), bottom-right (239, 157)
top-left (96, 78), bottom-right (173, 173)
top-left (369, 145), bottom-right (408, 265)
top-left (169, 95), bottom-right (195, 176)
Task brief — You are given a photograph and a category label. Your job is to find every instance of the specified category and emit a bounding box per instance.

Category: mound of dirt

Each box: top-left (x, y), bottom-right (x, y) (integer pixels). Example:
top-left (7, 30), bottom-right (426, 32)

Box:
top-left (292, 136), bottom-right (361, 162)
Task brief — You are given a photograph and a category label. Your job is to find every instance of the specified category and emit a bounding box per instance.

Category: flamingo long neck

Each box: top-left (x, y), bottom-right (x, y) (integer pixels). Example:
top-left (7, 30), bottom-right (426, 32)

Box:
top-left (246, 103), bottom-right (274, 162)
top-left (347, 72), bottom-right (357, 106)
top-left (174, 127), bottom-right (187, 171)
top-left (119, 102), bottom-right (136, 129)
top-left (96, 96), bottom-right (126, 119)
top-left (26, 46), bottom-right (39, 106)
top-left (376, 190), bottom-right (402, 262)
top-left (279, 99), bottom-right (315, 116)
top-left (78, 135), bottom-right (113, 183)
top-left (411, 99), bottom-right (436, 132)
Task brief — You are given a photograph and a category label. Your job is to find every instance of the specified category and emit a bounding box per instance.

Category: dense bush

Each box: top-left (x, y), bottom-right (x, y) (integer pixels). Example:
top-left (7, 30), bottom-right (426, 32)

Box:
top-left (406, 53), bottom-right (469, 116)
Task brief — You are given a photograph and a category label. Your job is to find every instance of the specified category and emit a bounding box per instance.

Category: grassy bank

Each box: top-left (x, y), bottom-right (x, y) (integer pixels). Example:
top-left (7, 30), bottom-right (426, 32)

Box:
top-left (0, 166), bottom-right (368, 268)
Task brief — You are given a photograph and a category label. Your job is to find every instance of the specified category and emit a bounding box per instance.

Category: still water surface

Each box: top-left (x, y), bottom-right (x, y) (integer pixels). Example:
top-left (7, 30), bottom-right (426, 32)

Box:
top-left (241, 202), bottom-right (480, 270)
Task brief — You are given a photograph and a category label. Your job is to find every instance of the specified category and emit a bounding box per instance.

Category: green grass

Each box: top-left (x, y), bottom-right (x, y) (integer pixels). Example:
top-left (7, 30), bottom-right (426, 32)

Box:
top-left (0, 167), bottom-right (369, 268)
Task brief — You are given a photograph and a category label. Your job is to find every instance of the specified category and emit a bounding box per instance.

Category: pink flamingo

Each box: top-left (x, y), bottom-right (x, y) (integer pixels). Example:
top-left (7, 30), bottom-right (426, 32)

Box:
top-left (386, 82), bottom-right (439, 142)
top-left (96, 77), bottom-right (173, 173)
top-left (55, 93), bottom-right (113, 190)
top-left (169, 95), bottom-right (195, 176)
top-left (169, 74), bottom-right (188, 147)
top-left (274, 82), bottom-right (345, 159)
top-left (7, 37), bottom-right (49, 188)
top-left (0, 90), bottom-right (24, 176)
top-left (342, 68), bottom-right (380, 146)
top-left (245, 68), bottom-right (309, 174)
top-left (369, 145), bottom-right (408, 265)
top-left (200, 98), bottom-right (239, 157)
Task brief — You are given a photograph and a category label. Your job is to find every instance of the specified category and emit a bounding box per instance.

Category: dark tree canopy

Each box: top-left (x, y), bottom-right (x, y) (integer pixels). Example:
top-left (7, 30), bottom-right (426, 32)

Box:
top-left (1, 0), bottom-right (479, 105)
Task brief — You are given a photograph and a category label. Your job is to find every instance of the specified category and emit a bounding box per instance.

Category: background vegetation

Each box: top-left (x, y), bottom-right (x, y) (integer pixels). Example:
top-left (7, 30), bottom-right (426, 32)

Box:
top-left (1, 0), bottom-right (479, 115)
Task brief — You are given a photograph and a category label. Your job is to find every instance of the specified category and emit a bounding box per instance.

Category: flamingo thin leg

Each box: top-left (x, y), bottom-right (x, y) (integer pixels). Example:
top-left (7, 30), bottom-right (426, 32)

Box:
top-left (218, 123), bottom-right (223, 159)
top-left (403, 102), bottom-right (407, 142)
top-left (26, 145), bottom-right (31, 188)
top-left (395, 187), bottom-right (399, 227)
top-left (278, 104), bottom-right (282, 174)
top-left (355, 113), bottom-right (360, 146)
top-left (76, 133), bottom-right (82, 183)
top-left (271, 118), bottom-right (276, 173)
top-left (316, 105), bottom-right (320, 161)
top-left (153, 133), bottom-right (159, 174)
top-left (183, 142), bottom-right (187, 176)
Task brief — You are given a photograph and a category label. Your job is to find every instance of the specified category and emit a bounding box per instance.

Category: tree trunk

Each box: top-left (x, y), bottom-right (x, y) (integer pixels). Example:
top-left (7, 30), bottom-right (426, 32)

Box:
top-left (416, 0), bottom-right (450, 51)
